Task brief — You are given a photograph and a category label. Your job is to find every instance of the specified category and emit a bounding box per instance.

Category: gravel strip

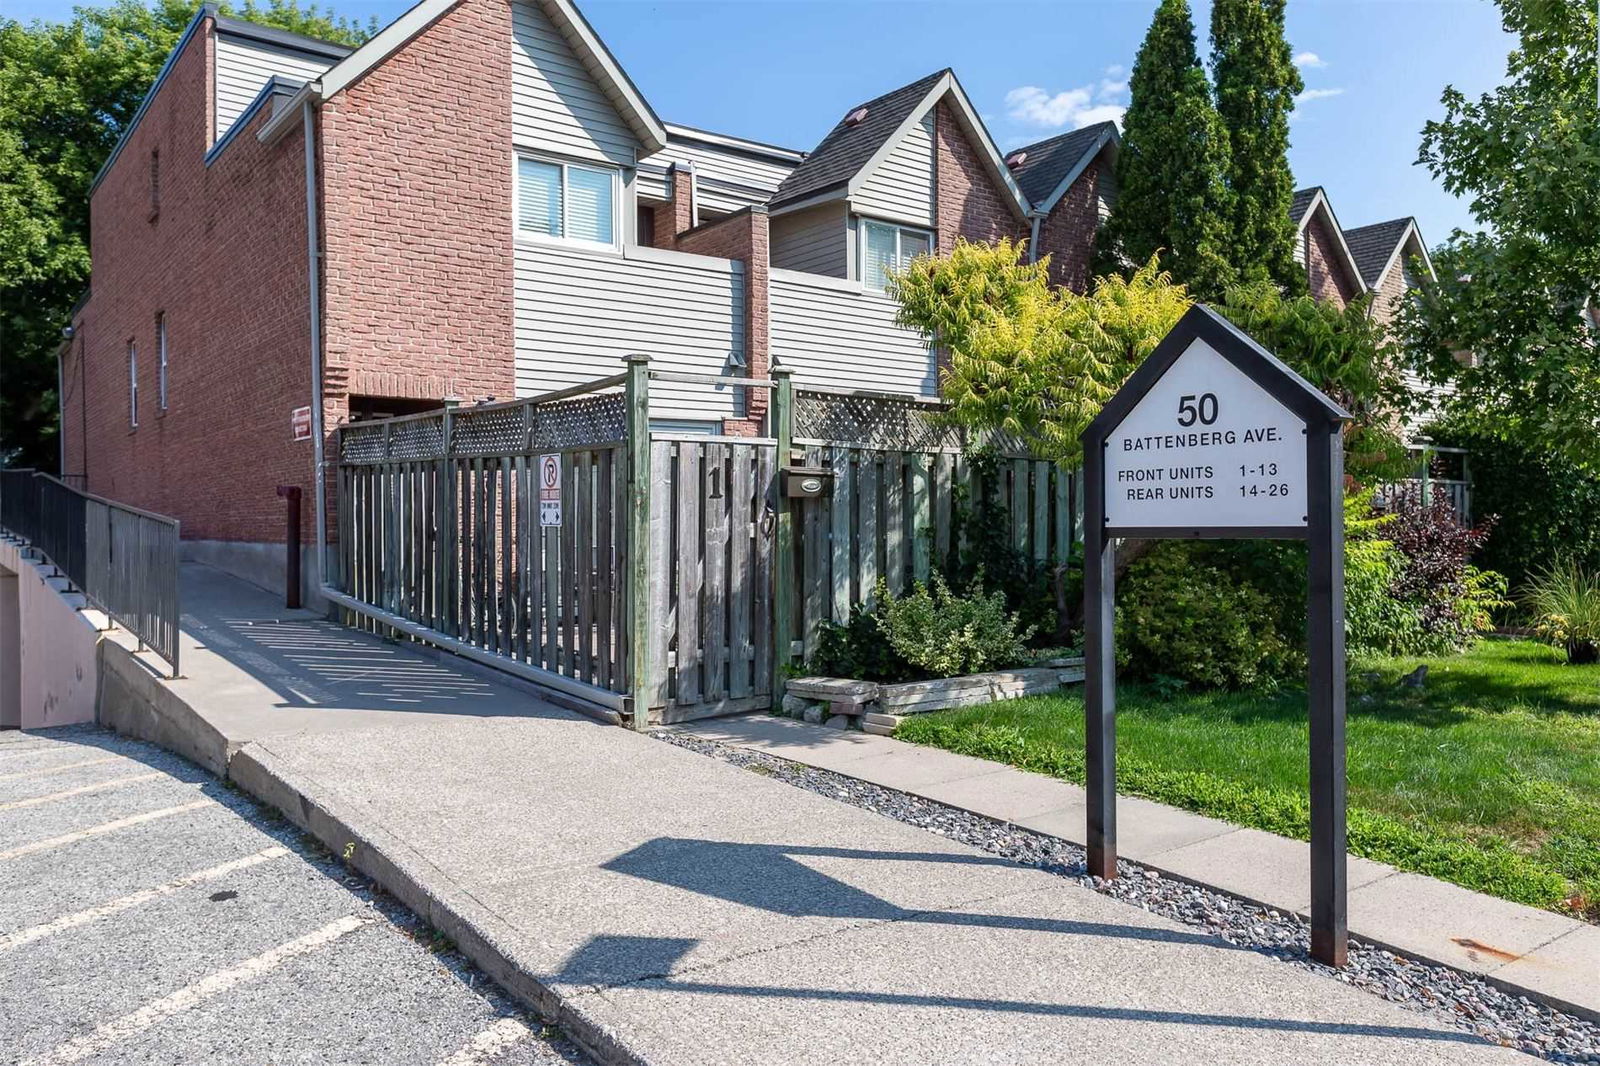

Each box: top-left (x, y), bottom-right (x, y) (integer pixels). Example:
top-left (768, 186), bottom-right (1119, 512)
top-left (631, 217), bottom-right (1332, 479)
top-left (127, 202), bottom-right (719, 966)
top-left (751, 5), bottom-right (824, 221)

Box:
top-left (657, 730), bottom-right (1600, 1065)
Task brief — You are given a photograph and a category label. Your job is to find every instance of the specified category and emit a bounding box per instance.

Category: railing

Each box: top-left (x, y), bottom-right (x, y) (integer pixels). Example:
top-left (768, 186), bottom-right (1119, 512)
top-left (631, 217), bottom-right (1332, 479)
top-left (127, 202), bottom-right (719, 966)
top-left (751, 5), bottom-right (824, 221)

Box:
top-left (1376, 445), bottom-right (1472, 523)
top-left (0, 469), bottom-right (181, 676)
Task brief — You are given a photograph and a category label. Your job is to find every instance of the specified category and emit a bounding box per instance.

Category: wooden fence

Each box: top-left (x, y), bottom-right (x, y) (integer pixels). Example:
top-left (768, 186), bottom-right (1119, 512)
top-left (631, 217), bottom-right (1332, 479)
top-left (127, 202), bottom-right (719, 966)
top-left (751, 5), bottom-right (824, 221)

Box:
top-left (333, 366), bottom-right (1082, 726)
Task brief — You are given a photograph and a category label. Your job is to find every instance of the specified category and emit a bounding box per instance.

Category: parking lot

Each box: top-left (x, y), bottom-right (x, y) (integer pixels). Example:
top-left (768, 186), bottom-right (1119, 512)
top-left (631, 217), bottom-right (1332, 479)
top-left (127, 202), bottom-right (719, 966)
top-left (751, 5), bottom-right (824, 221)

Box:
top-left (0, 726), bottom-right (588, 1066)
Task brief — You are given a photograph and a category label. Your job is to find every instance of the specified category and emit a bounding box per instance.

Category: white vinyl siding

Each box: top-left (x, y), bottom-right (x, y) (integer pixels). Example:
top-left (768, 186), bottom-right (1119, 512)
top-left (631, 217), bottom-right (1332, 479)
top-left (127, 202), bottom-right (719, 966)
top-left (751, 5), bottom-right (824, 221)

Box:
top-left (769, 270), bottom-right (936, 396)
top-left (213, 33), bottom-right (333, 142)
top-left (637, 137), bottom-right (798, 214)
top-left (853, 110), bottom-right (935, 226)
top-left (511, 0), bottom-right (638, 166)
top-left (515, 243), bottom-right (745, 421)
top-left (770, 203), bottom-right (849, 278)
top-left (859, 220), bottom-right (931, 292)
top-left (517, 156), bottom-right (617, 245)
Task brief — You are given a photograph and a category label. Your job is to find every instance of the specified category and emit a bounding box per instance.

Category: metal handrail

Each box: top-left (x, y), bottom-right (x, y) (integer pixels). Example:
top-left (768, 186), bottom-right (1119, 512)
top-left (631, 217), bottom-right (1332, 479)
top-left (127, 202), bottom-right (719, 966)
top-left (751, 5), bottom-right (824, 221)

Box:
top-left (0, 469), bottom-right (180, 676)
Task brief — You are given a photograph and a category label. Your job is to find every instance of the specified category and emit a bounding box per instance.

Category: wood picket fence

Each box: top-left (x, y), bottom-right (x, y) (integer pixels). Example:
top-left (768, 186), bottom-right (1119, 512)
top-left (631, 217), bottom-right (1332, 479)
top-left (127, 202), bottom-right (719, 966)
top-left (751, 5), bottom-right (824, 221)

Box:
top-left (332, 364), bottom-right (1081, 727)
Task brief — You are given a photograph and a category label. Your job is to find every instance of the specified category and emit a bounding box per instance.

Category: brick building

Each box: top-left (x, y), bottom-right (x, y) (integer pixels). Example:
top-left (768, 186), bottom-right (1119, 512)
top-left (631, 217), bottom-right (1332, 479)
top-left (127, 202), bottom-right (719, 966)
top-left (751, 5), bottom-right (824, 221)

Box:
top-left (61, 0), bottom-right (1117, 600)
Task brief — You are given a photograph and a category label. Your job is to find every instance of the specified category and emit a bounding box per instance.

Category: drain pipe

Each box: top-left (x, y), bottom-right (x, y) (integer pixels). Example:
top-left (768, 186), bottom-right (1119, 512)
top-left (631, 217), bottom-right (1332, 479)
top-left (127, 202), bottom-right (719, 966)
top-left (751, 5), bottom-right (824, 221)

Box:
top-left (1028, 212), bottom-right (1043, 264)
top-left (302, 100), bottom-right (327, 595)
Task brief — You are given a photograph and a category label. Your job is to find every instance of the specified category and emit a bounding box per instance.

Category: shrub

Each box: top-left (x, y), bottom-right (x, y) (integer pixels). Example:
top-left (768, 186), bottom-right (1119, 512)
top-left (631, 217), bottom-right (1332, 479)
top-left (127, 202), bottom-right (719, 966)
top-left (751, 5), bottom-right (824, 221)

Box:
top-left (809, 599), bottom-right (919, 683)
top-left (1115, 542), bottom-right (1301, 689)
top-left (880, 575), bottom-right (1034, 678)
top-left (945, 447), bottom-right (1059, 642)
top-left (1383, 492), bottom-right (1509, 652)
top-left (1344, 494), bottom-right (1425, 656)
top-left (1523, 560), bottom-right (1600, 664)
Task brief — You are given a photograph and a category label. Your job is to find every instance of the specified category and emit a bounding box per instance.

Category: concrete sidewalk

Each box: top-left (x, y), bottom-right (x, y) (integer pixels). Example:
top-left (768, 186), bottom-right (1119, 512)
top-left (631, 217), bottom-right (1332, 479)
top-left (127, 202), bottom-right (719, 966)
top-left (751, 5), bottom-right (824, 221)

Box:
top-left (679, 714), bottom-right (1600, 1024)
top-left (87, 565), bottom-right (1544, 1064)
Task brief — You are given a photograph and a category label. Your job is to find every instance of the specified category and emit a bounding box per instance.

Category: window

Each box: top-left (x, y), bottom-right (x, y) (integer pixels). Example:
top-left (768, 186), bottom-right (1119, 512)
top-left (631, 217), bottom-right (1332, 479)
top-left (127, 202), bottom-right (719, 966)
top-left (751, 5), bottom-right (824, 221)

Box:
top-left (516, 156), bottom-right (616, 246)
top-left (156, 313), bottom-right (168, 412)
top-left (860, 219), bottom-right (932, 291)
top-left (128, 341), bottom-right (138, 428)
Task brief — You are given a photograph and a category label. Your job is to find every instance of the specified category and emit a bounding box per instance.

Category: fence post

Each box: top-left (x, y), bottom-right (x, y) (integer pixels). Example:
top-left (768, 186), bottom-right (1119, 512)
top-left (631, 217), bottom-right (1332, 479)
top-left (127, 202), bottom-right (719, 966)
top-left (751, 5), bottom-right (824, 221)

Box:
top-left (771, 367), bottom-right (795, 698)
top-left (624, 355), bottom-right (652, 730)
top-left (442, 400), bottom-right (458, 638)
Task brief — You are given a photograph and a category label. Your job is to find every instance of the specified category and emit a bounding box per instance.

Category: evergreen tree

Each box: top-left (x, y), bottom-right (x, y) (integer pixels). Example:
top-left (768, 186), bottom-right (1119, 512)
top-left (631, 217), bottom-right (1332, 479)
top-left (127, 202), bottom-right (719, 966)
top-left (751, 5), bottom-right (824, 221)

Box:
top-left (1098, 0), bottom-right (1236, 300)
top-left (1210, 0), bottom-right (1304, 292)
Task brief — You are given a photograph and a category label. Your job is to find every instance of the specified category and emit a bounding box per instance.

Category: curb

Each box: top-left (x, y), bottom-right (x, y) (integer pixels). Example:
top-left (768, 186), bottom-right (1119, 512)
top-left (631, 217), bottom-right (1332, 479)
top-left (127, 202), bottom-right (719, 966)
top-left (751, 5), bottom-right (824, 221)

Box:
top-left (225, 740), bottom-right (649, 1066)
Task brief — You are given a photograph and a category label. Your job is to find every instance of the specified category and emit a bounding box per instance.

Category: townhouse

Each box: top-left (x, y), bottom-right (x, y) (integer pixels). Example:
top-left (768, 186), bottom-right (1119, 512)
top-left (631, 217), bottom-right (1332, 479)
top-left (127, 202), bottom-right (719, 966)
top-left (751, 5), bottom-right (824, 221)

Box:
top-left (59, 0), bottom-right (1117, 596)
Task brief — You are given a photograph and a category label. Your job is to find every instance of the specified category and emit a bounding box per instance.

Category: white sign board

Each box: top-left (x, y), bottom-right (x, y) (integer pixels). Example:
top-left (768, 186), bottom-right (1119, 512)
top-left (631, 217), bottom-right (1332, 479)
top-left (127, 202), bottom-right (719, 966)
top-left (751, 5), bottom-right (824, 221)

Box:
top-left (1104, 337), bottom-right (1306, 529)
top-left (538, 454), bottom-right (562, 527)
top-left (291, 405), bottom-right (312, 442)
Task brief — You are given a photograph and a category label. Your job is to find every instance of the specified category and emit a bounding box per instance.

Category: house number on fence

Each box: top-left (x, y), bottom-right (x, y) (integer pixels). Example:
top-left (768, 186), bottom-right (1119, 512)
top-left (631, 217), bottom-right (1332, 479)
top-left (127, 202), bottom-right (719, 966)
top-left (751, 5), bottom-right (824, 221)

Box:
top-left (1082, 304), bottom-right (1352, 967)
top-left (539, 454), bottom-right (562, 527)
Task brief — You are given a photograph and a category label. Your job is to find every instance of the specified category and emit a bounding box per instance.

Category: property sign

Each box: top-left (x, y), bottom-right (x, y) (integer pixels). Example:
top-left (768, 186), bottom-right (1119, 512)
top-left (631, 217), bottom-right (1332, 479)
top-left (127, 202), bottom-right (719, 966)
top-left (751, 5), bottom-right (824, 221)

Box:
top-left (291, 405), bottom-right (312, 442)
top-left (1081, 304), bottom-right (1351, 967)
top-left (538, 454), bottom-right (562, 527)
top-left (1104, 338), bottom-right (1307, 530)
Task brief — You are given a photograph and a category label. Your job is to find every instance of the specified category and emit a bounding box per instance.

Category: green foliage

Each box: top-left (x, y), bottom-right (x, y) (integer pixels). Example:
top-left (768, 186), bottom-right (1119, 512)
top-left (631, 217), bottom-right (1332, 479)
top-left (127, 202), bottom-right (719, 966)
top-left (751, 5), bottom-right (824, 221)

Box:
top-left (1214, 281), bottom-right (1413, 480)
top-left (944, 447), bottom-right (1058, 639)
top-left (1523, 559), bottom-right (1600, 664)
top-left (1402, 0), bottom-right (1600, 472)
top-left (1383, 492), bottom-right (1510, 652)
top-left (0, 0), bottom-right (372, 468)
top-left (809, 599), bottom-right (920, 684)
top-left (1342, 492), bottom-right (1424, 656)
top-left (1096, 0), bottom-right (1236, 299)
top-left (880, 574), bottom-right (1034, 678)
top-left (1208, 0), bottom-right (1304, 292)
top-left (1115, 541), bottom-right (1302, 689)
top-left (890, 244), bottom-right (1191, 468)
top-left (896, 638), bottom-right (1600, 917)
top-left (1432, 421), bottom-right (1600, 595)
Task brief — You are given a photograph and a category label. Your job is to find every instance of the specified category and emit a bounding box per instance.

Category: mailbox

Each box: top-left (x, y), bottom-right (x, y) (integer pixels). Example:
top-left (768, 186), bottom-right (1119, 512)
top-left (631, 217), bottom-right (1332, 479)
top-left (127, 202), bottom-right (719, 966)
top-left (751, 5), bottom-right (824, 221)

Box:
top-left (781, 466), bottom-right (832, 498)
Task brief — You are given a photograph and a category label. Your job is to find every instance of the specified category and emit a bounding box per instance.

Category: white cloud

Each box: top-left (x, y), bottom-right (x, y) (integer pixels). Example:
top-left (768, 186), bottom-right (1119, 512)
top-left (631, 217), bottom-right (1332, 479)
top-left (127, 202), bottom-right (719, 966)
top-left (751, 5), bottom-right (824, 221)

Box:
top-left (1296, 87), bottom-right (1345, 103)
top-left (1293, 51), bottom-right (1326, 69)
top-left (1004, 67), bottom-right (1130, 131)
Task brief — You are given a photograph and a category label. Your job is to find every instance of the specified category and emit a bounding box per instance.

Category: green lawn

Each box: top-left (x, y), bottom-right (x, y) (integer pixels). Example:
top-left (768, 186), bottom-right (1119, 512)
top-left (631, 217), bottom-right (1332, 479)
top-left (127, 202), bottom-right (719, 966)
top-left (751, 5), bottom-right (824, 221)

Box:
top-left (896, 639), bottom-right (1600, 919)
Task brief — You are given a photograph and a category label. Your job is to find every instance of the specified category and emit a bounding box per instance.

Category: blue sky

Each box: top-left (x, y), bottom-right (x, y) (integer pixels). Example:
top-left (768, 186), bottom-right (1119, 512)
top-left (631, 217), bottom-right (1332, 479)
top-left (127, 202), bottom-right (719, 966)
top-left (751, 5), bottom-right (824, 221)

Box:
top-left (16, 0), bottom-right (1515, 245)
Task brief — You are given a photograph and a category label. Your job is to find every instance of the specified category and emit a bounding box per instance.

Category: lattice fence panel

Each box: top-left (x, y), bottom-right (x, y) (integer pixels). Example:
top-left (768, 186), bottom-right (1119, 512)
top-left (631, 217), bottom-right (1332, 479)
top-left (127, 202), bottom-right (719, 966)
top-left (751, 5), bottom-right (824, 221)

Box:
top-left (794, 391), bottom-right (963, 451)
top-left (341, 423), bottom-right (388, 463)
top-left (531, 393), bottom-right (627, 451)
top-left (388, 416), bottom-right (445, 461)
top-left (451, 404), bottom-right (527, 457)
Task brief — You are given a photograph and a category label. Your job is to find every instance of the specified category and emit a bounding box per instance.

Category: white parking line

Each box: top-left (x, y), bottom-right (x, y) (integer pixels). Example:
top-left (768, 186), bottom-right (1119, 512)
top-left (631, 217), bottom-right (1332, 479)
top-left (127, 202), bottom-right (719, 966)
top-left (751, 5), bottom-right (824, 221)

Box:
top-left (0, 772), bottom-right (168, 813)
top-left (20, 914), bottom-right (372, 1066)
top-left (0, 800), bottom-right (214, 861)
top-left (437, 1017), bottom-right (534, 1066)
top-left (0, 757), bottom-right (122, 783)
top-left (0, 846), bottom-right (291, 953)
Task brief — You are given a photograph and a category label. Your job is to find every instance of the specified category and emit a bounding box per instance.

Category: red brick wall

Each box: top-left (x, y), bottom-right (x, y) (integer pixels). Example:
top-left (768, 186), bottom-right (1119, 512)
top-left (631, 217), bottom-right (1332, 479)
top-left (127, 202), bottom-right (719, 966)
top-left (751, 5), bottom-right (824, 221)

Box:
top-left (673, 205), bottom-right (770, 434)
top-left (651, 166), bottom-right (695, 250)
top-left (1035, 154), bottom-right (1107, 294)
top-left (933, 102), bottom-right (1023, 253)
top-left (318, 0), bottom-right (516, 431)
top-left (1303, 210), bottom-right (1361, 309)
top-left (70, 18), bottom-right (315, 543)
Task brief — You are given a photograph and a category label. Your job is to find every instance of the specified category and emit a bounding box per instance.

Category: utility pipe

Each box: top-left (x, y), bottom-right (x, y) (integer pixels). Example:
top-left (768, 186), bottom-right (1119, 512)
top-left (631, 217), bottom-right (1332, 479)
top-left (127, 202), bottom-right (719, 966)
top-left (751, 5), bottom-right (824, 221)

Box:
top-left (302, 101), bottom-right (328, 595)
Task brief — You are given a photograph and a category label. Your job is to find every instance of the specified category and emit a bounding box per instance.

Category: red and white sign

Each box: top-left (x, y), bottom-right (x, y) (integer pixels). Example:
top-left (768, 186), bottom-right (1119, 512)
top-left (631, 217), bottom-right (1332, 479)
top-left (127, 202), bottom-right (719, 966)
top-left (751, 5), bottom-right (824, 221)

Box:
top-left (538, 454), bottom-right (562, 527)
top-left (291, 405), bottom-right (313, 442)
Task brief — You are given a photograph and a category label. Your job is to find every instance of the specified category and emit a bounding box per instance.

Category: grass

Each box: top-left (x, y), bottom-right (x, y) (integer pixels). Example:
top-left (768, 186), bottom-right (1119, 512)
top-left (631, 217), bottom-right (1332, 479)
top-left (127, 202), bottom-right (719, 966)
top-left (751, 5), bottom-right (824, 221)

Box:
top-left (896, 639), bottom-right (1600, 920)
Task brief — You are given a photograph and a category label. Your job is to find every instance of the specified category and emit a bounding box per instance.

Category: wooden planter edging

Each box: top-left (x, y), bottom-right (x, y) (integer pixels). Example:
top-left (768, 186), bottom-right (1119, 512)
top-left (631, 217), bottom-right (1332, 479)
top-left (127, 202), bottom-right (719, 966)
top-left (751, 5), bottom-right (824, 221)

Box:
top-left (784, 659), bottom-right (1085, 734)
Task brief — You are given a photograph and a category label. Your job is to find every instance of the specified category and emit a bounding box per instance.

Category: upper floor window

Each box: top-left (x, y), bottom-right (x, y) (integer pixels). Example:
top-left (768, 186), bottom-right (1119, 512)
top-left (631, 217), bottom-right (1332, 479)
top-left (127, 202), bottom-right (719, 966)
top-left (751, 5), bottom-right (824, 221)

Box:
top-left (861, 219), bottom-right (931, 292)
top-left (128, 341), bottom-right (138, 428)
top-left (517, 156), bottom-right (616, 246)
top-left (156, 313), bottom-right (169, 412)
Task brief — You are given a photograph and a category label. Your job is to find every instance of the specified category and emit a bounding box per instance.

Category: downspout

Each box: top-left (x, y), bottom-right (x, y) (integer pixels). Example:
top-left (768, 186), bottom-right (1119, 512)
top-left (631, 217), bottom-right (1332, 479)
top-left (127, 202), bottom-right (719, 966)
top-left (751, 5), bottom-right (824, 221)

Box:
top-left (302, 100), bottom-right (327, 594)
top-left (55, 343), bottom-right (66, 476)
top-left (1028, 212), bottom-right (1042, 263)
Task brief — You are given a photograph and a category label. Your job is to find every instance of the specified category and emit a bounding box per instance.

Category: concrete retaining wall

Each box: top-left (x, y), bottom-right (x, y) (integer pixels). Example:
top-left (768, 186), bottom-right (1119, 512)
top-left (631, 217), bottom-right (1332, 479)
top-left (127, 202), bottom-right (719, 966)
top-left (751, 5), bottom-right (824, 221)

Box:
top-left (182, 538), bottom-right (326, 613)
top-left (0, 537), bottom-right (103, 728)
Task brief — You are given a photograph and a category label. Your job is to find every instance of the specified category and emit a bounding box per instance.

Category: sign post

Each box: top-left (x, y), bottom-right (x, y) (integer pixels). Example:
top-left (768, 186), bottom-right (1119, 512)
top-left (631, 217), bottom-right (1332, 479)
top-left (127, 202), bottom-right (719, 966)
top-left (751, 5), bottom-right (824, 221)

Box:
top-left (1080, 304), bottom-right (1350, 966)
top-left (538, 454), bottom-right (562, 528)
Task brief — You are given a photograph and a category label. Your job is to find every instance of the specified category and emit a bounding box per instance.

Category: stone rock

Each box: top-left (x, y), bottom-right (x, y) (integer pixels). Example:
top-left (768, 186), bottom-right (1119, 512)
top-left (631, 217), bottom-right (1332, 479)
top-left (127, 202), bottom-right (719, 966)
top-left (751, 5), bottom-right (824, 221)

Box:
top-left (780, 694), bottom-right (810, 717)
top-left (825, 714), bottom-right (852, 730)
top-left (802, 705), bottom-right (825, 725)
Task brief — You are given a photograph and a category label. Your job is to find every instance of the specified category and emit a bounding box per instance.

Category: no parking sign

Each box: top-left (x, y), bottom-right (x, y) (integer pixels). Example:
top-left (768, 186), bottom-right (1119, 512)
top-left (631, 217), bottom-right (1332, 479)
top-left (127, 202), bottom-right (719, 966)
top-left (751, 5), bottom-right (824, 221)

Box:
top-left (538, 454), bottom-right (562, 527)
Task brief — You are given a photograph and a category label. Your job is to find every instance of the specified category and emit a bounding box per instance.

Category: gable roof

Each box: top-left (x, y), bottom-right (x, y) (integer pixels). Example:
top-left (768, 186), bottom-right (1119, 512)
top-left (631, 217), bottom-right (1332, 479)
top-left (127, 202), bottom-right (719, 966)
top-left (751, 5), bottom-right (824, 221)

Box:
top-left (768, 69), bottom-right (1028, 221)
top-left (768, 70), bottom-right (947, 211)
top-left (1342, 217), bottom-right (1435, 288)
top-left (1291, 186), bottom-right (1367, 296)
top-left (1006, 121), bottom-right (1118, 210)
top-left (260, 0), bottom-right (666, 153)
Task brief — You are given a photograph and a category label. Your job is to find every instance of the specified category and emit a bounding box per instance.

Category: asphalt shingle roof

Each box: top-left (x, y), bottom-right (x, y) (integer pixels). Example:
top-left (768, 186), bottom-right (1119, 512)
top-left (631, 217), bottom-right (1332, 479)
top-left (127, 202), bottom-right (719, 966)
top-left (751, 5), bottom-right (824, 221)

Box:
top-left (768, 70), bottom-right (948, 210)
top-left (1006, 122), bottom-right (1115, 207)
top-left (1291, 187), bottom-right (1320, 226)
top-left (1342, 218), bottom-right (1415, 287)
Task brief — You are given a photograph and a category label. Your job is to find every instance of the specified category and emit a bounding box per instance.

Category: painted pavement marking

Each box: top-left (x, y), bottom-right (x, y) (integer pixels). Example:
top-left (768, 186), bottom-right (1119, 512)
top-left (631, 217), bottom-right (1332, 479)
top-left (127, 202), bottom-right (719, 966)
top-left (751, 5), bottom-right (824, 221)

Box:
top-left (0, 846), bottom-right (292, 953)
top-left (436, 1017), bottom-right (535, 1066)
top-left (20, 914), bottom-right (373, 1066)
top-left (0, 757), bottom-right (123, 784)
top-left (0, 773), bottom-right (169, 813)
top-left (0, 800), bottom-right (215, 861)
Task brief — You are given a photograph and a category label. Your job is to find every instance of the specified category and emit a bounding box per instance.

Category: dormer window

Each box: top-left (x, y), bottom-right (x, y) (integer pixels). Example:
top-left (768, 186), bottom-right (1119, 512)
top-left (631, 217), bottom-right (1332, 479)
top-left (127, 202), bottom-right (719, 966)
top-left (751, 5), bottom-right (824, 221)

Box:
top-left (516, 155), bottom-right (617, 247)
top-left (861, 219), bottom-right (932, 292)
